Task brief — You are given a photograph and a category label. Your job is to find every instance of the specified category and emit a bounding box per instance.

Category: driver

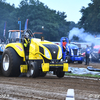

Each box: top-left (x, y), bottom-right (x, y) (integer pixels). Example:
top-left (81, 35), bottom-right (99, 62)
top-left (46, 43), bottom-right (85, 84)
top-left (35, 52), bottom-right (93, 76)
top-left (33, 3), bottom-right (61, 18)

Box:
top-left (23, 32), bottom-right (30, 58)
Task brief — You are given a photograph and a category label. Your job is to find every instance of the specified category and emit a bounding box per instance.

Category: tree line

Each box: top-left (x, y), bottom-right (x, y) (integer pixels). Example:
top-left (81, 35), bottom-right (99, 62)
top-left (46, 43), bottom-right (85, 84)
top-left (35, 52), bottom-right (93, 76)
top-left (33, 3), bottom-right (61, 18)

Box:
top-left (0, 0), bottom-right (100, 41)
top-left (79, 0), bottom-right (100, 35)
top-left (0, 0), bottom-right (76, 41)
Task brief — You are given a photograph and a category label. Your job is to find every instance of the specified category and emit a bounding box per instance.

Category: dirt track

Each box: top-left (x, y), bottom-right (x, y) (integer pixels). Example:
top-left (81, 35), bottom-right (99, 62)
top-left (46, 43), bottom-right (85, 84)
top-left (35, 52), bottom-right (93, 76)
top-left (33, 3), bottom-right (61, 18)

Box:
top-left (0, 62), bottom-right (100, 100)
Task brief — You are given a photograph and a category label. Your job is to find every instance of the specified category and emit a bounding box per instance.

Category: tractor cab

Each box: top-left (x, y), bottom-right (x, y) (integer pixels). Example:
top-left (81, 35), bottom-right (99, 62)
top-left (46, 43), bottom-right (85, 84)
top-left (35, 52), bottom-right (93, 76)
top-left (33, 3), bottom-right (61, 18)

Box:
top-left (8, 30), bottom-right (23, 43)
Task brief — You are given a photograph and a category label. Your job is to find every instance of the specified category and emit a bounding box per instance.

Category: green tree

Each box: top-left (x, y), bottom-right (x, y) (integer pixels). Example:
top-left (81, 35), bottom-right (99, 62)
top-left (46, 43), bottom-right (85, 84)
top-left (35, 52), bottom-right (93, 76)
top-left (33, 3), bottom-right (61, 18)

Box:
top-left (0, 0), bottom-right (77, 41)
top-left (79, 0), bottom-right (100, 34)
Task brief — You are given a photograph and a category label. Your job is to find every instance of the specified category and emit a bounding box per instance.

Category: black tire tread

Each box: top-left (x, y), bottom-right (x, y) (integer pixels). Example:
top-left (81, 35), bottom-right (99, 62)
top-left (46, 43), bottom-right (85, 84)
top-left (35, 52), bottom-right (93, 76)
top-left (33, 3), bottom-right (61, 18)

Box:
top-left (32, 61), bottom-right (39, 78)
top-left (56, 71), bottom-right (65, 78)
top-left (1, 48), bottom-right (23, 77)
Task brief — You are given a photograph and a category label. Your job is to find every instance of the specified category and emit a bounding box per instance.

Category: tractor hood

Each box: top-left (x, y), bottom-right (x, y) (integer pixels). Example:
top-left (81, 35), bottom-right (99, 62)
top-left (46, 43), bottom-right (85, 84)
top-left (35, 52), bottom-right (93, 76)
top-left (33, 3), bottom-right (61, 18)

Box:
top-left (67, 44), bottom-right (79, 49)
top-left (30, 38), bottom-right (62, 60)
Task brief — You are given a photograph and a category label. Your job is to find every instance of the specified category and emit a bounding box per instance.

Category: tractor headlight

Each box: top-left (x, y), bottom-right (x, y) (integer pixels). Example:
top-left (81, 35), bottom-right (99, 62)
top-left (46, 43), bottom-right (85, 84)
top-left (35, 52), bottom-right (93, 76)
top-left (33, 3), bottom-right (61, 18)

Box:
top-left (45, 48), bottom-right (50, 58)
top-left (58, 48), bottom-right (62, 59)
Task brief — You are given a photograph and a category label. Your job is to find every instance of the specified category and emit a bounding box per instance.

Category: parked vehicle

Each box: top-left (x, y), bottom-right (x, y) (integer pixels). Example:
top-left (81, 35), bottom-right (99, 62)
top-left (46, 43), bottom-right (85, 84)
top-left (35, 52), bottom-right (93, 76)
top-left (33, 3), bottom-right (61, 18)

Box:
top-left (60, 37), bottom-right (83, 63)
top-left (90, 37), bottom-right (100, 62)
top-left (91, 45), bottom-right (100, 62)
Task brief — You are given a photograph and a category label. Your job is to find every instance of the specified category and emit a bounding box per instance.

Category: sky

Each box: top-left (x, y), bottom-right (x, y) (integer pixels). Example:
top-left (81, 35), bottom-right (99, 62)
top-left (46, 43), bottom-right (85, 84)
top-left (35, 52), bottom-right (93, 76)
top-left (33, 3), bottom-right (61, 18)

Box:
top-left (6, 0), bottom-right (92, 23)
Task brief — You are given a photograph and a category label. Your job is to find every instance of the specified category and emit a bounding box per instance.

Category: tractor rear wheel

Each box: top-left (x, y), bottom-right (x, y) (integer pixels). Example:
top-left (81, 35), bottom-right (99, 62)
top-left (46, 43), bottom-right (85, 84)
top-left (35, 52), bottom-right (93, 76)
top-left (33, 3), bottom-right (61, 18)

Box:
top-left (1, 48), bottom-right (23, 77)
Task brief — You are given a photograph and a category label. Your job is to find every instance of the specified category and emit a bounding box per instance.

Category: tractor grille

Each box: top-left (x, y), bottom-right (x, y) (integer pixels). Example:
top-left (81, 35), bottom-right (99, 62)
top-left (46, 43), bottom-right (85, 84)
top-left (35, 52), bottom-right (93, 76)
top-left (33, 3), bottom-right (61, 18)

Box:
top-left (43, 44), bottom-right (58, 59)
top-left (73, 49), bottom-right (77, 55)
top-left (39, 46), bottom-right (44, 54)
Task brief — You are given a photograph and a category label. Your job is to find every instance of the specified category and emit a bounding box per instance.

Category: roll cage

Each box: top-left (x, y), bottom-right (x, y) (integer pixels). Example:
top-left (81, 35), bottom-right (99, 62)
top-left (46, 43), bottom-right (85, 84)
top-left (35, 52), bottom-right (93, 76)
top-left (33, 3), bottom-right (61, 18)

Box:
top-left (8, 29), bottom-right (34, 43)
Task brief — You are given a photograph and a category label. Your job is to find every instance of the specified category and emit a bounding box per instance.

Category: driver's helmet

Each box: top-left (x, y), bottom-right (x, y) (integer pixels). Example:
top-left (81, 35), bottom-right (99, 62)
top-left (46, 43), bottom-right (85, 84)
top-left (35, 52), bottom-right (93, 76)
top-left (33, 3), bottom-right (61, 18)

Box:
top-left (63, 38), bottom-right (66, 42)
top-left (25, 32), bottom-right (29, 38)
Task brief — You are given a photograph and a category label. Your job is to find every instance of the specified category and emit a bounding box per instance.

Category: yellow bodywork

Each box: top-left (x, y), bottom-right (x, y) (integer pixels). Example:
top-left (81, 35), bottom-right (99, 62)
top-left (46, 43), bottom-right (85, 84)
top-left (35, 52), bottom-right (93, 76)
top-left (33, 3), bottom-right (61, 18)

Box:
top-left (20, 65), bottom-right (28, 73)
top-left (5, 38), bottom-right (62, 61)
top-left (29, 39), bottom-right (52, 60)
top-left (5, 38), bottom-right (68, 73)
top-left (20, 62), bottom-right (68, 73)
top-left (42, 63), bottom-right (68, 72)
top-left (6, 43), bottom-right (25, 61)
top-left (29, 38), bottom-right (62, 61)
top-left (42, 63), bottom-right (49, 72)
top-left (63, 63), bottom-right (68, 71)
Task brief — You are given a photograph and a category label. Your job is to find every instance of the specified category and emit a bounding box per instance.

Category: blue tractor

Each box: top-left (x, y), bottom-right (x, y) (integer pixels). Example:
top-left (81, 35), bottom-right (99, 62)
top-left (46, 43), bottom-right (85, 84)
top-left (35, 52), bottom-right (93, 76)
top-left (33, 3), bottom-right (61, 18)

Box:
top-left (60, 37), bottom-right (83, 63)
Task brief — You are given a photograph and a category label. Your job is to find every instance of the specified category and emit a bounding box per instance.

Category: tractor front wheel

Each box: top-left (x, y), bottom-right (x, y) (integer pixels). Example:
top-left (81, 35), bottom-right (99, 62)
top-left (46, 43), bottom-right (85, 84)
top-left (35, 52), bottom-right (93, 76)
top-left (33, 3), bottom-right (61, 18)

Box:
top-left (39, 71), bottom-right (47, 77)
top-left (56, 71), bottom-right (65, 78)
top-left (28, 61), bottom-right (39, 78)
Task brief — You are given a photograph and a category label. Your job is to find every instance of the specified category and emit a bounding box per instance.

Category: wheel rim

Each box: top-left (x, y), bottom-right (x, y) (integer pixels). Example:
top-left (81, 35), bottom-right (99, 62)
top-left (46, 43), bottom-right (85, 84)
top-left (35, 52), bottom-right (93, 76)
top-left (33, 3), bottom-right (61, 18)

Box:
top-left (3, 54), bottom-right (9, 71)
top-left (30, 63), bottom-right (35, 76)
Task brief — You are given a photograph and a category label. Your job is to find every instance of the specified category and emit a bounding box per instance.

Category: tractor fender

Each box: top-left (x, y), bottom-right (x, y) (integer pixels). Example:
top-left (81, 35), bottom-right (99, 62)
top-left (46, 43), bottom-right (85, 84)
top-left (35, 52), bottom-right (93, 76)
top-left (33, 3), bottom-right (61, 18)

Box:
top-left (5, 43), bottom-right (25, 58)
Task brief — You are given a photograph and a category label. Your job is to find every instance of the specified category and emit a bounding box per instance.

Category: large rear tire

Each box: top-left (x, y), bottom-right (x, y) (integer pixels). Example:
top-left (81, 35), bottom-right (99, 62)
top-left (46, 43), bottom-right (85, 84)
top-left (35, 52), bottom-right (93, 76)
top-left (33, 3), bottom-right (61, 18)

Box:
top-left (1, 48), bottom-right (23, 77)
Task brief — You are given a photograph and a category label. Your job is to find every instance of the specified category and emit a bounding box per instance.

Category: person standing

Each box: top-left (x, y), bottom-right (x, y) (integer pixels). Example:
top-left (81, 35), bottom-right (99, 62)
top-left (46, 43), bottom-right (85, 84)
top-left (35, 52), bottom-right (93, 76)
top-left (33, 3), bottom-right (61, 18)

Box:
top-left (62, 38), bottom-right (67, 60)
top-left (85, 45), bottom-right (90, 65)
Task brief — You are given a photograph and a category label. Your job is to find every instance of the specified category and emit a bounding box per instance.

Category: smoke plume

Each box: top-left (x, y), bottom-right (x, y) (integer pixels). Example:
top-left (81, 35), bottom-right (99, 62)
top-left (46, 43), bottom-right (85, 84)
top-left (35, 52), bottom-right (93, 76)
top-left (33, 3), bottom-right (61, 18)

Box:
top-left (68, 27), bottom-right (100, 45)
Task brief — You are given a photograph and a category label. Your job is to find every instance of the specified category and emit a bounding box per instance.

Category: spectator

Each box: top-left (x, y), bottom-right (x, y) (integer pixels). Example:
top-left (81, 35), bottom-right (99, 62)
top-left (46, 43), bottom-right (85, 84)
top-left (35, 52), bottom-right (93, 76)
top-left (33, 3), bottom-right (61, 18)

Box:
top-left (85, 45), bottom-right (90, 65)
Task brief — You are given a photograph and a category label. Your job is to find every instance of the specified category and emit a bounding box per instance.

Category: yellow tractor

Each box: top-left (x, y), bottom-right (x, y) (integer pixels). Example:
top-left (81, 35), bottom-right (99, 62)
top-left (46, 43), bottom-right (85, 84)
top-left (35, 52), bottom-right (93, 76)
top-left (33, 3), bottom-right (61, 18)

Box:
top-left (1, 29), bottom-right (68, 78)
